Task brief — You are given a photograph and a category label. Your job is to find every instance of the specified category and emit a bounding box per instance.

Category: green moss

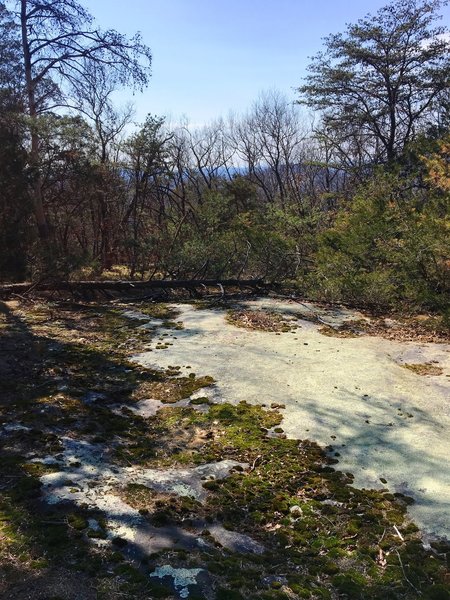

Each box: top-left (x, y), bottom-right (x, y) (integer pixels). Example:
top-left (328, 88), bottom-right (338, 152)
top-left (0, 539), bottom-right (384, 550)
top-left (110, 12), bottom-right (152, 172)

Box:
top-left (258, 591), bottom-right (291, 600)
top-left (87, 528), bottom-right (107, 539)
top-left (134, 303), bottom-right (180, 321)
top-left (21, 462), bottom-right (59, 477)
top-left (289, 583), bottom-right (311, 597)
top-left (114, 563), bottom-right (147, 584)
top-left (202, 480), bottom-right (221, 491)
top-left (161, 320), bottom-right (184, 330)
top-left (146, 581), bottom-right (173, 598)
top-left (30, 558), bottom-right (50, 570)
top-left (332, 572), bottom-right (367, 597)
top-left (402, 362), bottom-right (443, 376)
top-left (190, 396), bottom-right (210, 405)
top-left (425, 585), bottom-right (450, 600)
top-left (393, 492), bottom-right (415, 506)
top-left (67, 513), bottom-right (88, 530)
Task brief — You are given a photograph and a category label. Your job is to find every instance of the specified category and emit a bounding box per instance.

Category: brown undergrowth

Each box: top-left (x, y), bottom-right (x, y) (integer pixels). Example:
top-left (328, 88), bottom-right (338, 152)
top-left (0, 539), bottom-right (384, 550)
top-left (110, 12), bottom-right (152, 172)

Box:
top-left (317, 315), bottom-right (450, 343)
top-left (226, 309), bottom-right (298, 333)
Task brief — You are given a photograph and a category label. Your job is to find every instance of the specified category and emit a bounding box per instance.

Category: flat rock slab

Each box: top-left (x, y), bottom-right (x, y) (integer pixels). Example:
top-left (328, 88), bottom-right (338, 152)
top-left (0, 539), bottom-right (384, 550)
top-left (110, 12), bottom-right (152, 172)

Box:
top-left (37, 437), bottom-right (249, 556)
top-left (112, 389), bottom-right (217, 418)
top-left (132, 460), bottom-right (246, 501)
top-left (150, 565), bottom-right (210, 599)
top-left (132, 299), bottom-right (450, 539)
top-left (207, 523), bottom-right (265, 554)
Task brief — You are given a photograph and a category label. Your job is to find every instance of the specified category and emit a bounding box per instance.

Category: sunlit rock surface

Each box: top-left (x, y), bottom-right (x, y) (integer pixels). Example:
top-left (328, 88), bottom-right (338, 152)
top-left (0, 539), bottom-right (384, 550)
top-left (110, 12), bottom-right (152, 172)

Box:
top-left (132, 299), bottom-right (450, 539)
top-left (38, 436), bottom-right (249, 557)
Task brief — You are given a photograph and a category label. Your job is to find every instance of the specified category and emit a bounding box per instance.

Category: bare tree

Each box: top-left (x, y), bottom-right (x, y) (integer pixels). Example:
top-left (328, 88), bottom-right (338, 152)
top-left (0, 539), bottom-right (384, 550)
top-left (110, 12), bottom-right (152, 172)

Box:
top-left (9, 0), bottom-right (151, 245)
top-left (71, 62), bottom-right (134, 163)
top-left (231, 91), bottom-right (308, 208)
top-left (185, 119), bottom-right (234, 193)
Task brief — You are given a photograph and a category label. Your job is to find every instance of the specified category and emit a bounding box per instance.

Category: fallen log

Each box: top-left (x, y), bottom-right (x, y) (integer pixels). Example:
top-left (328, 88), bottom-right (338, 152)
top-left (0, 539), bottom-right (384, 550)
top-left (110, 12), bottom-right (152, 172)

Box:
top-left (0, 278), bottom-right (267, 299)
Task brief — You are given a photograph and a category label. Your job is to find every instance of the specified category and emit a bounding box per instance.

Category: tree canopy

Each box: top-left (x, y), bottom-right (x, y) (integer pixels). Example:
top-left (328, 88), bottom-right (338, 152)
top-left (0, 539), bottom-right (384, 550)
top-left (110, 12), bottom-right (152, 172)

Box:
top-left (297, 0), bottom-right (450, 164)
top-left (0, 0), bottom-right (448, 314)
top-left (2, 0), bottom-right (152, 242)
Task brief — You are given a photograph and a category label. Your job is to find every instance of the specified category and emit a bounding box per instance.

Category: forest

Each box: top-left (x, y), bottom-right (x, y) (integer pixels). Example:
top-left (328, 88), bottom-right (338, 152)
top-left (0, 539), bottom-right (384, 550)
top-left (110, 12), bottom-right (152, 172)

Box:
top-left (1, 1), bottom-right (450, 600)
top-left (0, 0), bottom-right (448, 315)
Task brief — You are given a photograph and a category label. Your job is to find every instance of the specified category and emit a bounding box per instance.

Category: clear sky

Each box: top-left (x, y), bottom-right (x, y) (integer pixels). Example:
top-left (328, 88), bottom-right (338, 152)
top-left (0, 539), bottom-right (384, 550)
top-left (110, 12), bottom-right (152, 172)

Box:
top-left (82, 0), bottom-right (450, 127)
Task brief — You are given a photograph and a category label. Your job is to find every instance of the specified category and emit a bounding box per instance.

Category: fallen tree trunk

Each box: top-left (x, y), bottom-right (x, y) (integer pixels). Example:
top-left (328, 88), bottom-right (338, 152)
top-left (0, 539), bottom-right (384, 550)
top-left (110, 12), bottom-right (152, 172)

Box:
top-left (0, 278), bottom-right (267, 299)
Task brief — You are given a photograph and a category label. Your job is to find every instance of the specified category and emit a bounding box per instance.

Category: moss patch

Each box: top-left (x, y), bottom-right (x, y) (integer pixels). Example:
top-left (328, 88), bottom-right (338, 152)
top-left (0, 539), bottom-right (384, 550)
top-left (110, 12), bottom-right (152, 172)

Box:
top-left (402, 362), bottom-right (443, 376)
top-left (114, 399), bottom-right (450, 598)
top-left (130, 302), bottom-right (180, 321)
top-left (318, 323), bottom-right (360, 338)
top-left (134, 374), bottom-right (215, 404)
top-left (227, 309), bottom-right (297, 333)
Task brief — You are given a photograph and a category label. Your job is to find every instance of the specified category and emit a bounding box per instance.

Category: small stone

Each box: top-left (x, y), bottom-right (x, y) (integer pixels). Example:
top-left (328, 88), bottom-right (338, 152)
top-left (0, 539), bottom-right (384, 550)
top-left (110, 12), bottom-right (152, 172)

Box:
top-left (290, 505), bottom-right (303, 517)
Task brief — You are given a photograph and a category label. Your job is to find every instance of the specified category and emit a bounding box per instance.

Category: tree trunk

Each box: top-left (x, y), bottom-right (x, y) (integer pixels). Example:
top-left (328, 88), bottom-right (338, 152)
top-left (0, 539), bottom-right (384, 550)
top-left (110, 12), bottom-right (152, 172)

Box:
top-left (0, 278), bottom-right (268, 299)
top-left (20, 0), bottom-right (50, 240)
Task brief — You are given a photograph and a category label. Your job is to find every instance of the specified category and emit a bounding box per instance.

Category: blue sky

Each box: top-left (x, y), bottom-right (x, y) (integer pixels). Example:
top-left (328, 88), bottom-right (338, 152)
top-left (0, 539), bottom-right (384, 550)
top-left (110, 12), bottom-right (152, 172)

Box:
top-left (82, 0), bottom-right (450, 127)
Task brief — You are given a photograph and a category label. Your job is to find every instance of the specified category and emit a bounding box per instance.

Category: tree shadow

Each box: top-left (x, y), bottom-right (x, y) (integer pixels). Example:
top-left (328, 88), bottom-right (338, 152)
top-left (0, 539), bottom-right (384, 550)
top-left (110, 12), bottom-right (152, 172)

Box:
top-left (0, 300), bottom-right (170, 596)
top-left (295, 388), bottom-right (450, 539)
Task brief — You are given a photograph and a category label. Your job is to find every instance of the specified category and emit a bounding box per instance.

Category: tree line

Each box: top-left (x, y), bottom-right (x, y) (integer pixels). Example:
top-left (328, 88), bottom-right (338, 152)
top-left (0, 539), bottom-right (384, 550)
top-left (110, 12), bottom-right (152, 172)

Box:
top-left (0, 0), bottom-right (449, 314)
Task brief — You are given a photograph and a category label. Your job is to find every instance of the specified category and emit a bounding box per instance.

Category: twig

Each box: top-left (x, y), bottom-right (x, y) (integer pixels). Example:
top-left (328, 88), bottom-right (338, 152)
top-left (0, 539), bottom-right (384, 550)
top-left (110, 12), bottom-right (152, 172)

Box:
top-left (393, 524), bottom-right (404, 542)
top-left (11, 293), bottom-right (37, 304)
top-left (249, 455), bottom-right (262, 472)
top-left (395, 549), bottom-right (421, 595)
top-left (271, 292), bottom-right (339, 330)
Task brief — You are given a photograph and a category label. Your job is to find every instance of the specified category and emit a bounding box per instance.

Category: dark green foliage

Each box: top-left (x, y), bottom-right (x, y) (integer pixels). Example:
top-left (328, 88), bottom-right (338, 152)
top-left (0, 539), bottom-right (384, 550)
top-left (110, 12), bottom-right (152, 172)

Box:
top-left (0, 106), bottom-right (32, 280)
top-left (155, 185), bottom-right (316, 282)
top-left (309, 167), bottom-right (450, 312)
top-left (0, 6), bottom-right (32, 280)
